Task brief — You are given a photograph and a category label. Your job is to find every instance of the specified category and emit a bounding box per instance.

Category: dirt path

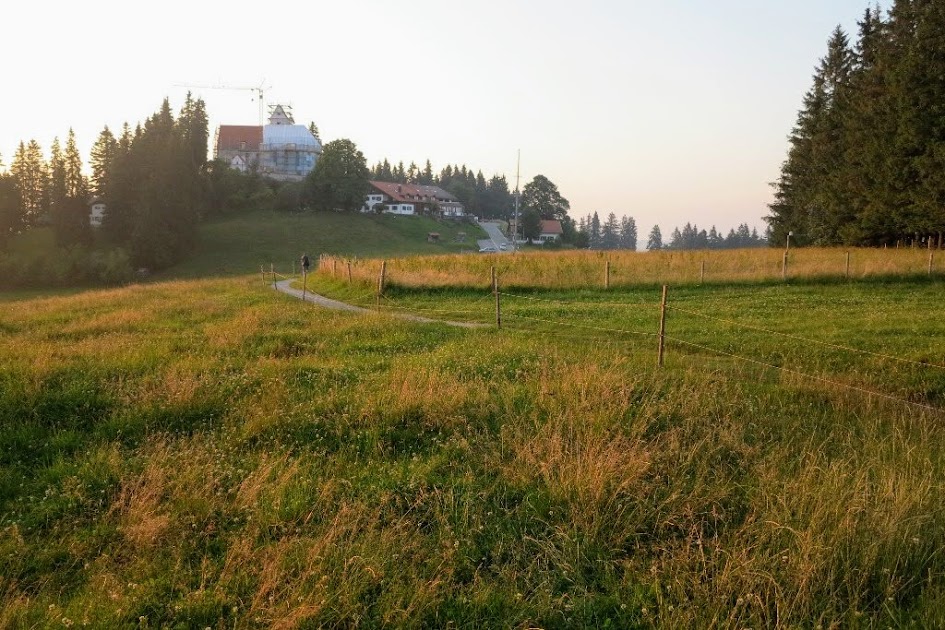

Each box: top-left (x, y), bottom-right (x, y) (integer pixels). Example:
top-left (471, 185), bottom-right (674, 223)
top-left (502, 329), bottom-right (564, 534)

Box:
top-left (274, 279), bottom-right (486, 329)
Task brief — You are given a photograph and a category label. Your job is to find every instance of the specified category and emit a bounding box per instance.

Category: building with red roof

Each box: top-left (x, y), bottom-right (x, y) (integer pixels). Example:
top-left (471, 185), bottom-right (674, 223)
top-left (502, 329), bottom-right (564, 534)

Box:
top-left (538, 219), bottom-right (564, 243)
top-left (363, 181), bottom-right (465, 217)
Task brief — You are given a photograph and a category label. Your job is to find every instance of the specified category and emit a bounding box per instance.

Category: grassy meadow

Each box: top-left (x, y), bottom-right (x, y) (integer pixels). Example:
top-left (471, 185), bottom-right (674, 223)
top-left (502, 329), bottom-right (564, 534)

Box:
top-left (2, 252), bottom-right (945, 627)
top-left (165, 211), bottom-right (486, 279)
top-left (318, 245), bottom-right (943, 290)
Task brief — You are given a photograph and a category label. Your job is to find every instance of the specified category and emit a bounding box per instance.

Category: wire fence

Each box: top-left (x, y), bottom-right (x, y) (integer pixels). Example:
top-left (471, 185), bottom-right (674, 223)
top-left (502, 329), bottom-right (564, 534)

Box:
top-left (265, 261), bottom-right (945, 417)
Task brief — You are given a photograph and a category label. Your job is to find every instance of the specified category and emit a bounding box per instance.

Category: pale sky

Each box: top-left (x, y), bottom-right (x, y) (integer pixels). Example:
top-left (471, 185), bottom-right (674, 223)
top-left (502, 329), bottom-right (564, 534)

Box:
top-left (3, 0), bottom-right (875, 237)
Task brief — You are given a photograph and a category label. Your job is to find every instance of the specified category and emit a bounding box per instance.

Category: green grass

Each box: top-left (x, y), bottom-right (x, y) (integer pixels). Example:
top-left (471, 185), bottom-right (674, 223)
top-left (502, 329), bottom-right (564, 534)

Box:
top-left (163, 210), bottom-right (487, 279)
top-left (2, 274), bottom-right (945, 627)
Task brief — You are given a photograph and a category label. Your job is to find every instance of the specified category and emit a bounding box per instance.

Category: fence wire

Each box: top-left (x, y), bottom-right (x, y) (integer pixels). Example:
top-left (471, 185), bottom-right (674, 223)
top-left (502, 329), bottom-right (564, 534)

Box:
top-left (276, 273), bottom-right (944, 416)
top-left (664, 335), bottom-right (944, 416)
top-left (668, 304), bottom-right (945, 372)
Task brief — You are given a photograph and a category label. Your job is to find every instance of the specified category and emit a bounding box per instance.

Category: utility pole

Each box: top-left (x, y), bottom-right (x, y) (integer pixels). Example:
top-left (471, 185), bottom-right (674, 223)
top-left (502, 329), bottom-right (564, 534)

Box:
top-left (512, 149), bottom-right (521, 252)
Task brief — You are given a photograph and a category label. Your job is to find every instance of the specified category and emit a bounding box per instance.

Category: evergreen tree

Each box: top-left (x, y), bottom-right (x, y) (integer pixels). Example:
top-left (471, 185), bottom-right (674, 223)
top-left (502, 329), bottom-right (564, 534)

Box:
top-left (601, 212), bottom-right (620, 249)
top-left (421, 159), bottom-right (434, 184)
top-left (89, 126), bottom-right (117, 198)
top-left (48, 129), bottom-right (92, 245)
top-left (646, 225), bottom-right (663, 250)
top-left (590, 212), bottom-right (602, 248)
top-left (11, 140), bottom-right (48, 227)
top-left (392, 161), bottom-right (406, 183)
top-left (620, 215), bottom-right (638, 250)
top-left (308, 122), bottom-right (320, 142)
top-left (102, 123), bottom-right (135, 244)
top-left (482, 175), bottom-right (512, 219)
top-left (178, 92), bottom-right (209, 169)
top-left (0, 168), bottom-right (23, 243)
top-left (47, 137), bottom-right (67, 235)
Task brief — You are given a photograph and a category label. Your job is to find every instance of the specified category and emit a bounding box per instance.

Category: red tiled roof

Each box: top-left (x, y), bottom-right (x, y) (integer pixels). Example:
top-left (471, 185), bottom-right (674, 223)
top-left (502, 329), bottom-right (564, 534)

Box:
top-left (540, 219), bottom-right (564, 235)
top-left (216, 125), bottom-right (263, 152)
top-left (368, 181), bottom-right (458, 204)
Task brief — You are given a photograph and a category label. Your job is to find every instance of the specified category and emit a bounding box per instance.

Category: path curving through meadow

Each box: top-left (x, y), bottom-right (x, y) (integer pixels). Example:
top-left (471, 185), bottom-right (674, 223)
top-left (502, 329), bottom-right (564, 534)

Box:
top-left (274, 279), bottom-right (485, 329)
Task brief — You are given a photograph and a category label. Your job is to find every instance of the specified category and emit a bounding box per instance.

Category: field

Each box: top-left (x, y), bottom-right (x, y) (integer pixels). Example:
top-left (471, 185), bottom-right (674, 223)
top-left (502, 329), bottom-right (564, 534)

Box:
top-left (2, 250), bottom-right (945, 627)
top-left (165, 210), bottom-right (486, 279)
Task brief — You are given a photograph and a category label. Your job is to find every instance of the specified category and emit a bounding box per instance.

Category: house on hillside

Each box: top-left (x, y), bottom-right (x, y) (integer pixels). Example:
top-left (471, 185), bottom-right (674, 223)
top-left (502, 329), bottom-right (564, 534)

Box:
top-left (214, 105), bottom-right (322, 181)
top-left (362, 181), bottom-right (465, 217)
top-left (89, 198), bottom-right (106, 228)
top-left (538, 219), bottom-right (563, 244)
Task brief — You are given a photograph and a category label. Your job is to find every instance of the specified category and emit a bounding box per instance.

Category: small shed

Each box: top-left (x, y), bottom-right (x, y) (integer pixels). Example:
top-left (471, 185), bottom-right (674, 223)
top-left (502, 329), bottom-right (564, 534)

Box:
top-left (427, 232), bottom-right (441, 243)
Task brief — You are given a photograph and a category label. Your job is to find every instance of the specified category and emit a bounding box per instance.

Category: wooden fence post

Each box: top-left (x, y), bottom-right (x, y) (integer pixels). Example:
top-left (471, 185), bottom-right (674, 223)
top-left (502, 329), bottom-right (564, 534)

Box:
top-left (494, 268), bottom-right (501, 329)
top-left (657, 285), bottom-right (668, 367)
top-left (700, 260), bottom-right (705, 284)
top-left (270, 263), bottom-right (275, 289)
top-left (260, 265), bottom-right (265, 284)
top-left (347, 260), bottom-right (353, 284)
top-left (845, 251), bottom-right (850, 279)
top-left (929, 252), bottom-right (934, 276)
top-left (782, 252), bottom-right (788, 281)
top-left (376, 260), bottom-right (386, 309)
top-left (604, 260), bottom-right (611, 290)
top-left (302, 269), bottom-right (307, 302)
top-left (332, 258), bottom-right (337, 276)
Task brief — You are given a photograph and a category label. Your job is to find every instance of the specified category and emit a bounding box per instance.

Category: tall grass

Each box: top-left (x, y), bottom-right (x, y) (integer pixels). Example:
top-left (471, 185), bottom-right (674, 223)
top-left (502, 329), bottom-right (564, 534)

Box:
top-left (318, 246), bottom-right (943, 290)
top-left (2, 274), bottom-right (945, 626)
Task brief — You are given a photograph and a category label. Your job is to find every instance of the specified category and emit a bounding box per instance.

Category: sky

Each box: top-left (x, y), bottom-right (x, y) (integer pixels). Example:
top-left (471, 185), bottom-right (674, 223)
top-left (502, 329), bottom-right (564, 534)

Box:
top-left (2, 0), bottom-right (877, 238)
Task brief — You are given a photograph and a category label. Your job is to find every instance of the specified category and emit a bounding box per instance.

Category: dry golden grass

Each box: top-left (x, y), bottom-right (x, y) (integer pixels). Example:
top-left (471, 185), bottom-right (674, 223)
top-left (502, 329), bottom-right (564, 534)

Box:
top-left (318, 246), bottom-right (942, 290)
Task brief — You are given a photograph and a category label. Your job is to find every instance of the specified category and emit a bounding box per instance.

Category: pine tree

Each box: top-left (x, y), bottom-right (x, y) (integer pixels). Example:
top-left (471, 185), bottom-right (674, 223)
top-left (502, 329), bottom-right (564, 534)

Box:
top-left (0, 162), bottom-right (23, 242)
top-left (46, 130), bottom-right (87, 246)
top-left (768, 27), bottom-right (854, 245)
top-left (620, 215), bottom-right (638, 250)
top-left (89, 126), bottom-right (117, 199)
top-left (11, 140), bottom-right (48, 227)
top-left (421, 159), bottom-right (434, 184)
top-left (47, 137), bottom-right (67, 233)
top-left (590, 212), bottom-right (601, 248)
top-left (600, 212), bottom-right (620, 249)
top-left (646, 225), bottom-right (663, 250)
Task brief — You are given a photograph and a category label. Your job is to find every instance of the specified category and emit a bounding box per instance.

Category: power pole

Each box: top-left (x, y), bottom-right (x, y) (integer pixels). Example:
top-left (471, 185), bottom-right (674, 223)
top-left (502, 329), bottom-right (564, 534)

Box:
top-left (512, 149), bottom-right (521, 252)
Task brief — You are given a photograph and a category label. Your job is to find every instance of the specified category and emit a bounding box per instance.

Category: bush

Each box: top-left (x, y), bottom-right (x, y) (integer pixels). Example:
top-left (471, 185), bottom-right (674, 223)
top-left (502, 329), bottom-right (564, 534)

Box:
top-left (0, 245), bottom-right (135, 290)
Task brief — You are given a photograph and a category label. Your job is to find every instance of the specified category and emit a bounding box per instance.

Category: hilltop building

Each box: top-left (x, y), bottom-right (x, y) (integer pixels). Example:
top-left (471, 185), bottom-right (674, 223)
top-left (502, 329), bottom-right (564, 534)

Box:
top-left (215, 105), bottom-right (322, 181)
top-left (362, 181), bottom-right (465, 217)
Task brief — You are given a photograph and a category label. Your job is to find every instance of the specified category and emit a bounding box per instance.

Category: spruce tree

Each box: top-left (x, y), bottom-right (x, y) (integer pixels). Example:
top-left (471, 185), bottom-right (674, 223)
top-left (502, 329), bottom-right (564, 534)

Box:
top-left (646, 225), bottom-right (662, 250)
top-left (89, 126), bottom-right (117, 199)
top-left (11, 140), bottom-right (48, 227)
top-left (620, 215), bottom-right (638, 250)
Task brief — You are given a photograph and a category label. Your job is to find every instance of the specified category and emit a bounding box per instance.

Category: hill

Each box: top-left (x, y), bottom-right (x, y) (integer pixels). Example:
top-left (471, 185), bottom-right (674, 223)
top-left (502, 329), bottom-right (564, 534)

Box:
top-left (164, 210), bottom-right (487, 278)
top-left (0, 211), bottom-right (487, 287)
top-left (2, 266), bottom-right (945, 627)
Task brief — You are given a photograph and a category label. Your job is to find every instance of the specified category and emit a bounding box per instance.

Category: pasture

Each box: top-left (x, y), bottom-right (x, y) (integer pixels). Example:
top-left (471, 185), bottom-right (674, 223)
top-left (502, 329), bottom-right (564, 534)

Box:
top-left (2, 249), bottom-right (945, 627)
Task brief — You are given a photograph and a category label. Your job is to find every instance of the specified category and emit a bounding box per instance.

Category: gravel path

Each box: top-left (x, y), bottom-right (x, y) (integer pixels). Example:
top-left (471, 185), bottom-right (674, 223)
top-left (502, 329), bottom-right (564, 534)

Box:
top-left (274, 279), bottom-right (486, 329)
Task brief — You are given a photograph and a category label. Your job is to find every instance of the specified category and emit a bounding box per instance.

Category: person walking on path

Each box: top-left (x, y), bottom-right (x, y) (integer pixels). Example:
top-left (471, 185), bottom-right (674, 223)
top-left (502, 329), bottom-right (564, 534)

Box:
top-left (301, 253), bottom-right (311, 274)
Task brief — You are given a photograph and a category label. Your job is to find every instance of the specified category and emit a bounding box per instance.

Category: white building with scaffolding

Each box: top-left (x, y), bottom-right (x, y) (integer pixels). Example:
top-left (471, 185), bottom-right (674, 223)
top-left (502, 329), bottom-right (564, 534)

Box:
top-left (215, 105), bottom-right (322, 182)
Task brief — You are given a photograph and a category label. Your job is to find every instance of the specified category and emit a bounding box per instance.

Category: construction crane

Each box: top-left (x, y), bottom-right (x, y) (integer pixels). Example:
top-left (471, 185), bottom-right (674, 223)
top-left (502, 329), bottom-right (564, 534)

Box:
top-left (175, 80), bottom-right (269, 125)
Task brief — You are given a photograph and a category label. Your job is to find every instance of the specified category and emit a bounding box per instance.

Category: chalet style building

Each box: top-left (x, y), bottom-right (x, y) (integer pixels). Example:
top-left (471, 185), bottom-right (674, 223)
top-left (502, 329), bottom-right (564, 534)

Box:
top-left (362, 181), bottom-right (465, 217)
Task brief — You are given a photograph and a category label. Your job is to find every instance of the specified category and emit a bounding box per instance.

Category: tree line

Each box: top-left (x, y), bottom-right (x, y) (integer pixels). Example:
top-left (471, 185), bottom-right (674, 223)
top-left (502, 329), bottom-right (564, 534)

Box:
top-left (646, 223), bottom-right (768, 251)
top-left (0, 94), bottom-right (212, 284)
top-left (369, 159), bottom-right (515, 221)
top-left (768, 1), bottom-right (945, 247)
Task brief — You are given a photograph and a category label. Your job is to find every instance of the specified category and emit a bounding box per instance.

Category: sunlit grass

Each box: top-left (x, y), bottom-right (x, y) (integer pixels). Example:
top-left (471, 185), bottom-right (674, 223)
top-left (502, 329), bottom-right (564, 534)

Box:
top-left (317, 246), bottom-right (943, 290)
top-left (2, 270), bottom-right (945, 626)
